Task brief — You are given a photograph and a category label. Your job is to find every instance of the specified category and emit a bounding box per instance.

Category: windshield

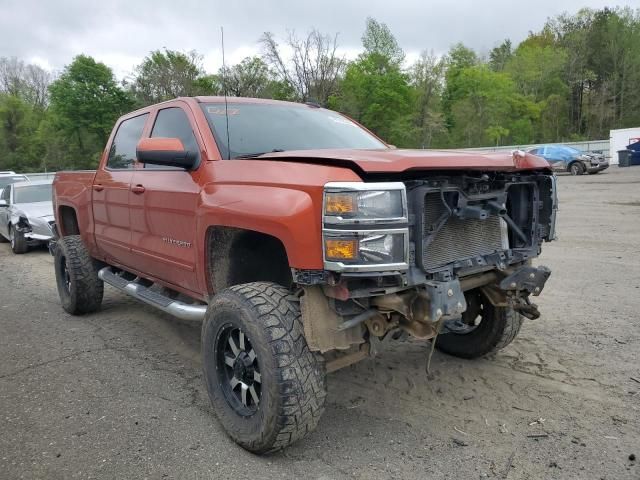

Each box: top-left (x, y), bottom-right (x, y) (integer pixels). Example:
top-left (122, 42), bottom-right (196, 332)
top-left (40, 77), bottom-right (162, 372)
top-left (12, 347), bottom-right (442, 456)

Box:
top-left (14, 184), bottom-right (52, 204)
top-left (0, 176), bottom-right (28, 189)
top-left (200, 102), bottom-right (387, 159)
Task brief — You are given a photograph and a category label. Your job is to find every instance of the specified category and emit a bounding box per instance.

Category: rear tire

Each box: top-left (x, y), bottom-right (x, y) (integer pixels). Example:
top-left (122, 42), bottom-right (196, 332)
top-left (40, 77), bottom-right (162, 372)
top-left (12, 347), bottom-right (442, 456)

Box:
top-left (569, 162), bottom-right (585, 175)
top-left (202, 282), bottom-right (326, 454)
top-left (436, 289), bottom-right (524, 359)
top-left (9, 225), bottom-right (28, 254)
top-left (54, 235), bottom-right (104, 315)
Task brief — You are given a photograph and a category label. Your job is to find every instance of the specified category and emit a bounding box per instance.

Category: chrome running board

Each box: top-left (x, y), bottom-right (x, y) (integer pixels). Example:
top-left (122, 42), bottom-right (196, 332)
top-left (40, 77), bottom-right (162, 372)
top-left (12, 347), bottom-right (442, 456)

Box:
top-left (98, 267), bottom-right (206, 321)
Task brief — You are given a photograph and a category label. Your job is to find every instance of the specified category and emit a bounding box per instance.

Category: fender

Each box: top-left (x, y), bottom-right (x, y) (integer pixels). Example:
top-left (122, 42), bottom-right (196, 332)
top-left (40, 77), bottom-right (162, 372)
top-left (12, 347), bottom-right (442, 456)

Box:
top-left (53, 173), bottom-right (98, 256)
top-left (196, 183), bottom-right (324, 270)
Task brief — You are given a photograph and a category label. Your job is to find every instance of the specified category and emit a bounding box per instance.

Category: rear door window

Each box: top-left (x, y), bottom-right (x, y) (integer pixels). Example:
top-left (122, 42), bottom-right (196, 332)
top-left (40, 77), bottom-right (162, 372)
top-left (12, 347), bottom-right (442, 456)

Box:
top-left (107, 114), bottom-right (149, 169)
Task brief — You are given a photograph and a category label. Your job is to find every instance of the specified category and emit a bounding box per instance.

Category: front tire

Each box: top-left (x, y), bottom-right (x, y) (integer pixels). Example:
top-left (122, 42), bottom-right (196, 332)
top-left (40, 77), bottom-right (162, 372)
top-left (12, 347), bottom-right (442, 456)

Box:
top-left (54, 235), bottom-right (104, 315)
top-left (436, 289), bottom-right (524, 359)
top-left (569, 162), bottom-right (585, 175)
top-left (9, 225), bottom-right (28, 254)
top-left (202, 282), bottom-right (326, 454)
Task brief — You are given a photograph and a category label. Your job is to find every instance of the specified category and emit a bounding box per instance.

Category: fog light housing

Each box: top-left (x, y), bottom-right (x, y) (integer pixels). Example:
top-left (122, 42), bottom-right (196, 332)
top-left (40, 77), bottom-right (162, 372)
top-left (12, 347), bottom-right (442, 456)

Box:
top-left (325, 238), bottom-right (358, 261)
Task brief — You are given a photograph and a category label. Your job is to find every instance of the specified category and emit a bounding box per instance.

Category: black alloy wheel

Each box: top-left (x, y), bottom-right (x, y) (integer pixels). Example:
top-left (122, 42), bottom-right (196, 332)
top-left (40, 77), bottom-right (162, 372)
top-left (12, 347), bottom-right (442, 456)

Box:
top-left (215, 324), bottom-right (262, 416)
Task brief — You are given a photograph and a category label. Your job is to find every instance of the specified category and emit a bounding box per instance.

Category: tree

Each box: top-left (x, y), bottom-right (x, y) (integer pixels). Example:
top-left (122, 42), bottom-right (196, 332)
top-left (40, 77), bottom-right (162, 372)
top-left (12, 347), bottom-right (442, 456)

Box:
top-left (409, 51), bottom-right (446, 147)
top-left (442, 43), bottom-right (478, 129)
top-left (489, 40), bottom-right (513, 72)
top-left (506, 42), bottom-right (568, 101)
top-left (132, 49), bottom-right (213, 105)
top-left (0, 57), bottom-right (51, 108)
top-left (260, 29), bottom-right (345, 105)
top-left (48, 55), bottom-right (133, 159)
top-left (0, 94), bottom-right (40, 171)
top-left (447, 66), bottom-right (539, 146)
top-left (330, 53), bottom-right (413, 145)
top-left (361, 17), bottom-right (405, 65)
top-left (219, 57), bottom-right (272, 98)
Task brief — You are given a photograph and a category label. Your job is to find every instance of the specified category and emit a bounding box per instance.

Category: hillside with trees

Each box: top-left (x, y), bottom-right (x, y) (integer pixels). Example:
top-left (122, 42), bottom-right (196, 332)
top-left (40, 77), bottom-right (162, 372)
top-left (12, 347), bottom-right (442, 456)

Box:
top-left (1, 6), bottom-right (639, 172)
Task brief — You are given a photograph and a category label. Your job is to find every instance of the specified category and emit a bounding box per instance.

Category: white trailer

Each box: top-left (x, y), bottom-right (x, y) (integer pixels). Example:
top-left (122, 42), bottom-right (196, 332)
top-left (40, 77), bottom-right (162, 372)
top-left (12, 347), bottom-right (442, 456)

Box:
top-left (610, 127), bottom-right (640, 164)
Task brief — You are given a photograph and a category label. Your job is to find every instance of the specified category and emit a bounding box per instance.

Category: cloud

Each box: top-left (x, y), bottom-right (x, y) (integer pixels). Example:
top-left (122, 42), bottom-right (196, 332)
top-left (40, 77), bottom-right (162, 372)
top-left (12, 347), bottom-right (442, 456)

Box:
top-left (1, 0), bottom-right (615, 78)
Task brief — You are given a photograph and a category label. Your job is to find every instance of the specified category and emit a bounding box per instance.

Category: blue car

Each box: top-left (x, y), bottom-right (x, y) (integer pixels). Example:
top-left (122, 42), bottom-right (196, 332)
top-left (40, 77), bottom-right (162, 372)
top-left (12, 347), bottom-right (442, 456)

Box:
top-left (527, 145), bottom-right (609, 175)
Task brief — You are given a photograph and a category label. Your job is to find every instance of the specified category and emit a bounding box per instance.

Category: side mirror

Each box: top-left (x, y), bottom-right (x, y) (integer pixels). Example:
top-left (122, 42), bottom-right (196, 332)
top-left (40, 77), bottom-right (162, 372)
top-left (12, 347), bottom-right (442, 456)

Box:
top-left (136, 138), bottom-right (198, 169)
top-left (0, 199), bottom-right (7, 207)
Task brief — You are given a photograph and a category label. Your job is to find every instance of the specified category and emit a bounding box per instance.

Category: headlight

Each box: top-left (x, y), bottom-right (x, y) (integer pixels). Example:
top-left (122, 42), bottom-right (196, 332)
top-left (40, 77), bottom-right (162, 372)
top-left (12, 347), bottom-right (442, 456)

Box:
top-left (325, 190), bottom-right (404, 220)
top-left (323, 182), bottom-right (407, 224)
top-left (322, 182), bottom-right (409, 272)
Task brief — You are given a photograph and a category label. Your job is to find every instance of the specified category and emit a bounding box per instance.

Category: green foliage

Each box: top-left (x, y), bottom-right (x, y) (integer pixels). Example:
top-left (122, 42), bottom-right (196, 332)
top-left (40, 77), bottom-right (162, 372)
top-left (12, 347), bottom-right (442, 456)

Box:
top-left (361, 17), bottom-right (405, 65)
top-left (447, 66), bottom-right (539, 146)
top-left (0, 93), bottom-right (44, 171)
top-left (49, 55), bottom-right (133, 147)
top-left (409, 51), bottom-right (446, 148)
top-left (131, 49), bottom-right (212, 105)
top-left (219, 57), bottom-right (274, 98)
top-left (330, 53), bottom-right (412, 146)
top-left (489, 40), bottom-right (513, 72)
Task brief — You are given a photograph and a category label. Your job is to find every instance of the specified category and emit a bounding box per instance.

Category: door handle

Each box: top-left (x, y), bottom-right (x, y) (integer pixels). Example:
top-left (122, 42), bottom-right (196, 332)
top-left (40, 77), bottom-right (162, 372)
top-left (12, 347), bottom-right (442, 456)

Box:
top-left (131, 185), bottom-right (146, 194)
top-left (93, 184), bottom-right (104, 192)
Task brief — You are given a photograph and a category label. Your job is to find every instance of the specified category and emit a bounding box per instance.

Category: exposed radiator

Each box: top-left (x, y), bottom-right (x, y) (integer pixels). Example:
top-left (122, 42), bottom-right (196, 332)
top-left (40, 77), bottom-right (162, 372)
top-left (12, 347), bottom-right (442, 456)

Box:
top-left (421, 192), bottom-right (505, 270)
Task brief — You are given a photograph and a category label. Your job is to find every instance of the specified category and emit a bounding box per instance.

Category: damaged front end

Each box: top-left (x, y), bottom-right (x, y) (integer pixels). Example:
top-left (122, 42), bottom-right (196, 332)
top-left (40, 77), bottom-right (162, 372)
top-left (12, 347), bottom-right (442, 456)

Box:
top-left (296, 170), bottom-right (557, 364)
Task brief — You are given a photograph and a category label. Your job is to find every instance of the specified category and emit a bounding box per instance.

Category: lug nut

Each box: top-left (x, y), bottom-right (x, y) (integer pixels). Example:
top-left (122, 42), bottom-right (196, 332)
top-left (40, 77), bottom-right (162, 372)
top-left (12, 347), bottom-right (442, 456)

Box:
top-left (436, 308), bottom-right (443, 317)
top-left (447, 289), bottom-right (454, 297)
top-left (529, 273), bottom-right (536, 279)
top-left (534, 287), bottom-right (540, 293)
top-left (510, 282), bottom-right (517, 288)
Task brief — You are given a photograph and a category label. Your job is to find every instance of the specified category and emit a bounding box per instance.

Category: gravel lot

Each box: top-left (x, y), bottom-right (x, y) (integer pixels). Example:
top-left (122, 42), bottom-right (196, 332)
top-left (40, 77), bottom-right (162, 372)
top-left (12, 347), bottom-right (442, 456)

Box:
top-left (1, 167), bottom-right (639, 480)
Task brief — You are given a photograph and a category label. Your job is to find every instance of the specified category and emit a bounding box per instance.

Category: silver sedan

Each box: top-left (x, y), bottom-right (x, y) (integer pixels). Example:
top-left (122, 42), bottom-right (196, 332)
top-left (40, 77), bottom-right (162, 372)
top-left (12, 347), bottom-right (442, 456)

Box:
top-left (0, 180), bottom-right (54, 254)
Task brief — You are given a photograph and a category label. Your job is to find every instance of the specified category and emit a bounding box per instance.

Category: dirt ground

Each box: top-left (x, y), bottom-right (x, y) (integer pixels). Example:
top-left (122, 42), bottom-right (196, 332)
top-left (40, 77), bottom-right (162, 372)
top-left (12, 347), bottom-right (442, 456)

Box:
top-left (1, 167), bottom-right (639, 480)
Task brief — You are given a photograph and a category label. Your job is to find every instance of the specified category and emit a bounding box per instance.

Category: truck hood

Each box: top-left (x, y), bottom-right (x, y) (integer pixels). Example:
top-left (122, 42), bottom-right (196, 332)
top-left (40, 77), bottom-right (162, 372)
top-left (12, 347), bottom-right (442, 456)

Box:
top-left (258, 148), bottom-right (550, 173)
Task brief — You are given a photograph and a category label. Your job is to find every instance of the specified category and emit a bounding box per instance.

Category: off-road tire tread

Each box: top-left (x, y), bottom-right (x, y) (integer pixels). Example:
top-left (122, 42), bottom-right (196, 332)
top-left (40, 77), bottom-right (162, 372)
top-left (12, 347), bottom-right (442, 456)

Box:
top-left (55, 235), bottom-right (103, 315)
top-left (203, 282), bottom-right (326, 454)
top-left (436, 304), bottom-right (524, 359)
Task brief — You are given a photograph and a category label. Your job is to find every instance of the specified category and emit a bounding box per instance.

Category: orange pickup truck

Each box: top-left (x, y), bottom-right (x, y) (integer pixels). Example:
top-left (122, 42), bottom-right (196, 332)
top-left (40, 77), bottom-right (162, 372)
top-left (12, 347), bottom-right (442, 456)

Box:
top-left (52, 97), bottom-right (556, 453)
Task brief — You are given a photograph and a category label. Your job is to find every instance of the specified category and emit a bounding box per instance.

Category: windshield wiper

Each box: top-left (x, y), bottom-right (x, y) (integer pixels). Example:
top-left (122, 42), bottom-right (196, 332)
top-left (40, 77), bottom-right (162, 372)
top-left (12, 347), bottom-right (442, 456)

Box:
top-left (234, 149), bottom-right (285, 159)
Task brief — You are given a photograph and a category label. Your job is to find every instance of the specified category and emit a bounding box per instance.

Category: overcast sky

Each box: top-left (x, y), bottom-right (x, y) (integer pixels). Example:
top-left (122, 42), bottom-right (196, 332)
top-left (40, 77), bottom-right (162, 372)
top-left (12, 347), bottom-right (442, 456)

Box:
top-left (0, 0), bottom-right (626, 79)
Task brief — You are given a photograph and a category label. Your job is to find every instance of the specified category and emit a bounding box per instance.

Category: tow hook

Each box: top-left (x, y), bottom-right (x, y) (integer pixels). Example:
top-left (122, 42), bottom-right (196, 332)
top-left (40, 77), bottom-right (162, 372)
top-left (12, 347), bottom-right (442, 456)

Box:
top-left (512, 296), bottom-right (541, 320)
top-left (498, 265), bottom-right (550, 320)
